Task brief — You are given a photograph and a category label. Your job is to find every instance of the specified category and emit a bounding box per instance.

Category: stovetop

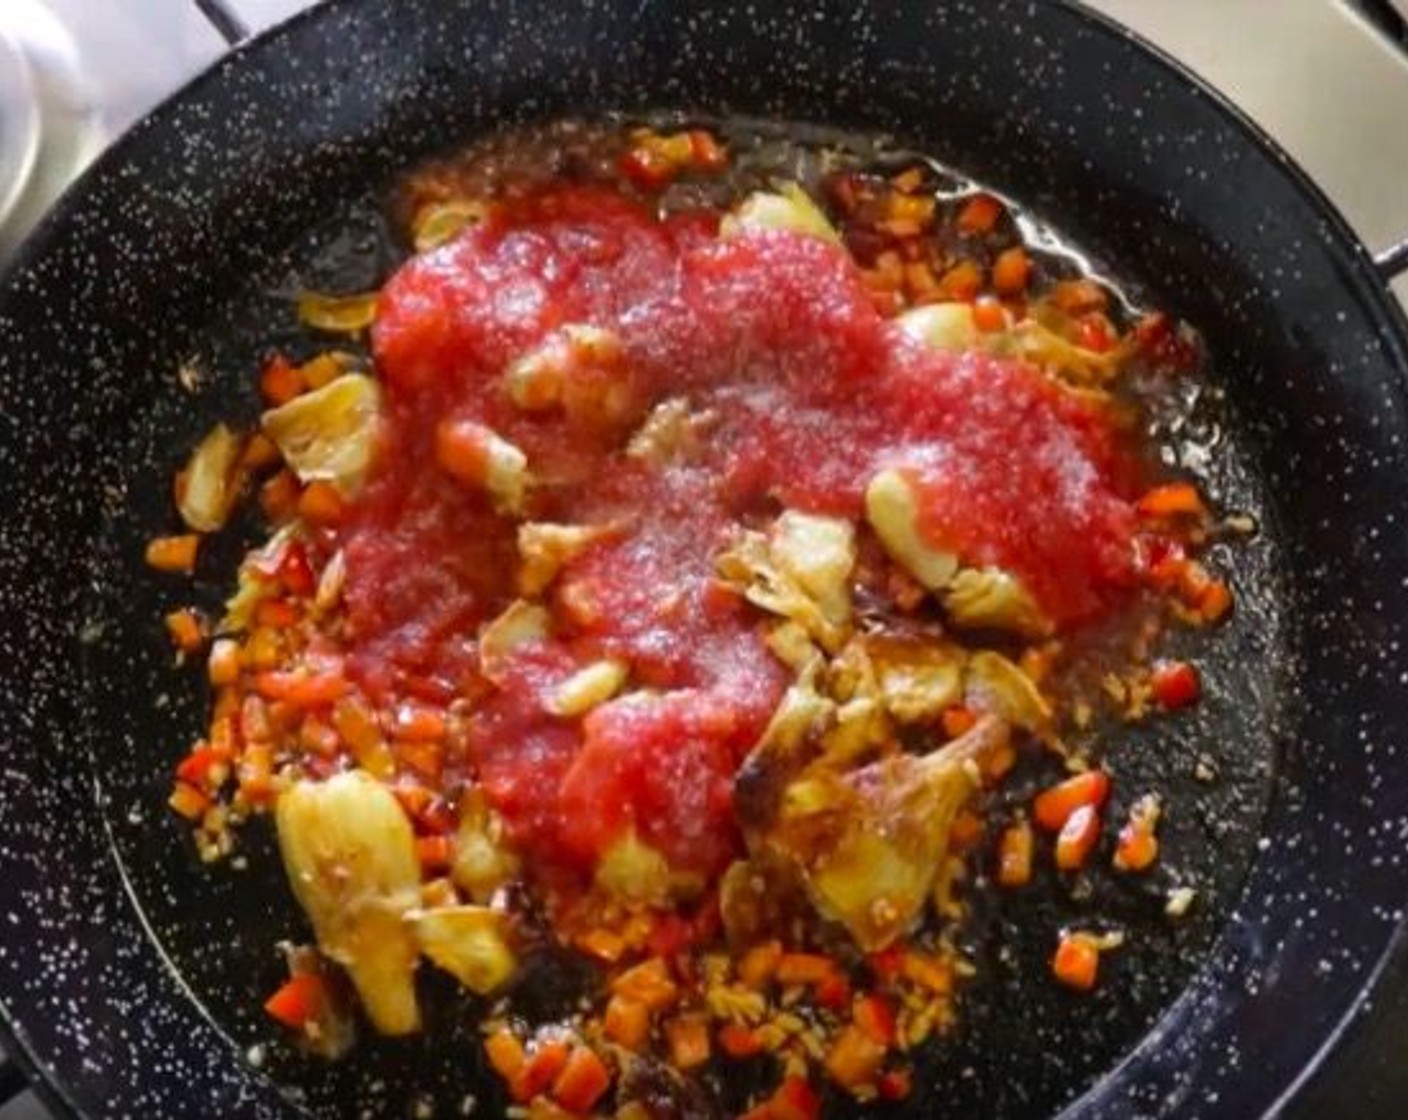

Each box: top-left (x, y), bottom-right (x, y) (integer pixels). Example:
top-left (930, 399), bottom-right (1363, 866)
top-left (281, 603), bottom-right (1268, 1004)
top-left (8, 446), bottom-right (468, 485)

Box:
top-left (1, 1), bottom-right (1407, 1118)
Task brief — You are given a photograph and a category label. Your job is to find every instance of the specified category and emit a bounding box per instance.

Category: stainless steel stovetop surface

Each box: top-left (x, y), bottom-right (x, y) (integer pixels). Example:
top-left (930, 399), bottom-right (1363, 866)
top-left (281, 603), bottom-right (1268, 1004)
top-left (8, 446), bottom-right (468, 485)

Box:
top-left (1, 2), bottom-right (1407, 1118)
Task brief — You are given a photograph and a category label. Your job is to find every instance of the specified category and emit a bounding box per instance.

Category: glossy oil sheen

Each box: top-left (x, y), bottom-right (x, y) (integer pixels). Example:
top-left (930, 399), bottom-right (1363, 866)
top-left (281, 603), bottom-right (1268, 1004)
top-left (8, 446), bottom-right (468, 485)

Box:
top-left (0, 1), bottom-right (1406, 1118)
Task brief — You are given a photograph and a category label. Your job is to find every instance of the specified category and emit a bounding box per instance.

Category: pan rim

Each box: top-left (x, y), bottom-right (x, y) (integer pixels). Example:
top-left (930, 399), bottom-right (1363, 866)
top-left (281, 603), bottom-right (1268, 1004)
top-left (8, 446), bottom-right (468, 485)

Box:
top-left (1, 0), bottom-right (1407, 1117)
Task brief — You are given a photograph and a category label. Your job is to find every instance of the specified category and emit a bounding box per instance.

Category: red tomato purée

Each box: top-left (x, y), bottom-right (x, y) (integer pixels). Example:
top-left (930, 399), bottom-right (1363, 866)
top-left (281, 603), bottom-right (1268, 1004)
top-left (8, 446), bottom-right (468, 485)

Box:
top-left (342, 183), bottom-right (1138, 884)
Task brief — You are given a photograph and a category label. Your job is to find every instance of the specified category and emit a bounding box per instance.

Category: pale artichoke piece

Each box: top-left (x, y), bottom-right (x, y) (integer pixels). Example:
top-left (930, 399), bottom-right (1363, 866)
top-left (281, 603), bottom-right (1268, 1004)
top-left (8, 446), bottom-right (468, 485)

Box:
top-left (757, 716), bottom-right (1009, 951)
top-left (516, 522), bottom-right (613, 597)
top-left (505, 324), bottom-right (623, 412)
top-left (411, 905), bottom-right (517, 995)
top-left (261, 373), bottom-right (381, 496)
top-left (626, 397), bottom-right (715, 465)
top-left (865, 468), bottom-right (959, 592)
top-left (720, 182), bottom-right (841, 245)
top-left (943, 566), bottom-right (1054, 639)
top-left (819, 697), bottom-right (887, 765)
top-left (964, 650), bottom-right (1053, 733)
top-left (297, 291), bottom-right (379, 334)
top-left (763, 620), bottom-right (820, 674)
top-left (275, 772), bottom-right (422, 1035)
top-left (715, 523), bottom-right (851, 654)
top-left (769, 512), bottom-right (856, 635)
top-left (895, 303), bottom-right (980, 354)
top-left (733, 660), bottom-right (836, 834)
top-left (470, 427), bottom-right (531, 516)
top-left (1003, 319), bottom-right (1126, 385)
top-left (412, 199), bottom-right (491, 253)
top-left (178, 422), bottom-right (246, 532)
top-left (478, 600), bottom-right (551, 685)
top-left (547, 658), bottom-right (630, 718)
top-left (864, 635), bottom-right (968, 725)
top-left (451, 791), bottom-right (520, 904)
top-left (594, 829), bottom-right (704, 908)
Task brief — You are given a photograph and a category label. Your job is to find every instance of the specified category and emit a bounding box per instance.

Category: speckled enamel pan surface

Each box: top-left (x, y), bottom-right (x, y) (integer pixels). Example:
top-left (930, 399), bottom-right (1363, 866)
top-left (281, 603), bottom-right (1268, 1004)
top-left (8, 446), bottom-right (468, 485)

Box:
top-left (1, 0), bottom-right (1408, 1117)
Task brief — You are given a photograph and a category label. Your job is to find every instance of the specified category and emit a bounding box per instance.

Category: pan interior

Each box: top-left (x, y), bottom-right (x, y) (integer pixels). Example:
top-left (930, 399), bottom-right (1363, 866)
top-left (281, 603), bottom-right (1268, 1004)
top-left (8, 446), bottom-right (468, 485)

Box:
top-left (79, 114), bottom-right (1286, 1120)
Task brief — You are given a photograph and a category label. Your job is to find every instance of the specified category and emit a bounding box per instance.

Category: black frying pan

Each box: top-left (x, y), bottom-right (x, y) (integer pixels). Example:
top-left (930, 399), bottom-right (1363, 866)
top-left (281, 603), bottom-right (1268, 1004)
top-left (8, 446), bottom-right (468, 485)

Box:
top-left (3, 1), bottom-right (1408, 1117)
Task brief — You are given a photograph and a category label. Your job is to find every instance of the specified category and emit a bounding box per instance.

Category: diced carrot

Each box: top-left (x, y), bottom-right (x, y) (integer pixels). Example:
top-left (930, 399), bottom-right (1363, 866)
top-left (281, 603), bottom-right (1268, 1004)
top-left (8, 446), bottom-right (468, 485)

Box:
top-left (877, 1069), bottom-right (913, 1101)
top-left (890, 166), bottom-right (925, 193)
top-left (1114, 794), bottom-right (1161, 873)
top-left (1150, 660), bottom-right (1200, 709)
top-left (1073, 313), bottom-right (1116, 353)
top-left (510, 1037), bottom-right (571, 1103)
top-left (992, 246), bottom-right (1031, 295)
top-left (1050, 278), bottom-right (1108, 316)
top-left (164, 608), bottom-right (207, 653)
top-left (1198, 580), bottom-right (1234, 623)
top-left (237, 741), bottom-right (275, 804)
top-left (176, 744), bottom-right (225, 787)
top-left (664, 1014), bottom-right (711, 1070)
top-left (254, 669), bottom-right (349, 708)
top-left (688, 130), bottom-right (729, 172)
top-left (866, 287), bottom-right (903, 317)
top-left (868, 947), bottom-right (904, 982)
top-left (334, 697), bottom-right (396, 778)
top-left (948, 808), bottom-right (983, 850)
top-left (824, 1024), bottom-right (886, 1091)
top-left (434, 418), bottom-right (495, 488)
top-left (937, 259), bottom-right (983, 301)
top-left (971, 296), bottom-right (1007, 333)
top-left (259, 470), bottom-right (301, 523)
top-left (772, 1076), bottom-right (822, 1120)
top-left (776, 952), bottom-right (836, 987)
top-left (997, 819), bottom-right (1034, 887)
top-left (577, 928), bottom-right (626, 964)
top-left (814, 970), bottom-right (851, 1011)
top-left (415, 835), bottom-right (454, 870)
top-left (168, 781), bottom-right (211, 820)
top-left (853, 994), bottom-right (897, 1046)
top-left (956, 193), bottom-right (1004, 234)
top-left (738, 940), bottom-right (783, 988)
top-left (263, 973), bottom-right (326, 1029)
top-left (299, 715), bottom-right (340, 756)
top-left (259, 354), bottom-right (304, 406)
top-left (619, 146), bottom-right (676, 190)
top-left (241, 431), bottom-right (282, 470)
top-left (145, 534), bottom-right (200, 574)
top-left (1176, 558), bottom-right (1213, 604)
top-left (1052, 932), bottom-right (1100, 991)
top-left (941, 704), bottom-right (978, 739)
top-left (276, 542), bottom-right (316, 597)
top-left (485, 1027), bottom-right (527, 1080)
top-left (297, 480), bottom-right (347, 527)
top-left (611, 957), bottom-right (678, 1012)
top-left (1055, 804), bottom-right (1101, 872)
top-left (398, 739), bottom-right (444, 780)
top-left (254, 599), bottom-right (299, 629)
top-left (718, 1022), bottom-right (767, 1058)
top-left (982, 740), bottom-right (1017, 783)
top-left (392, 703), bottom-right (447, 742)
top-left (604, 994), bottom-right (651, 1050)
top-left (1136, 481), bottom-right (1206, 520)
top-left (1033, 770), bottom-right (1110, 832)
top-left (298, 352), bottom-right (347, 390)
top-left (551, 1045), bottom-right (612, 1113)
top-left (1114, 823), bottom-right (1159, 873)
top-left (900, 951), bottom-right (952, 994)
top-left (391, 781), bottom-right (434, 820)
